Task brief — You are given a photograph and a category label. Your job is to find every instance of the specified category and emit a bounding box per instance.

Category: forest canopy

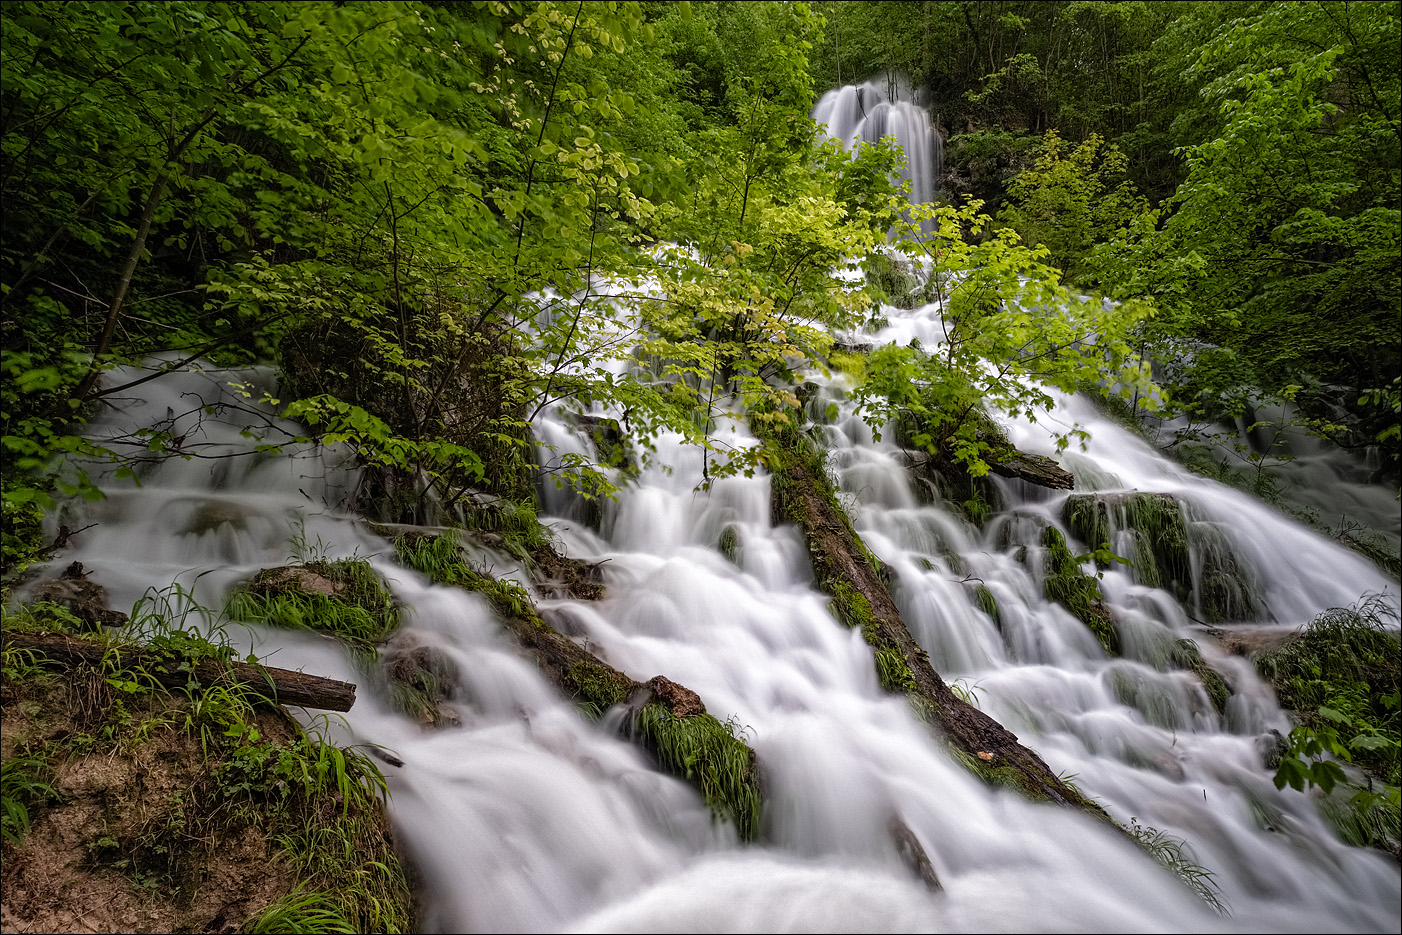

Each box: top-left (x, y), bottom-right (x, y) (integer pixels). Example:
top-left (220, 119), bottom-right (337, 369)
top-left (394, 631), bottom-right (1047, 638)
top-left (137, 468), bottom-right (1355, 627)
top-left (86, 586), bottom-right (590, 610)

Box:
top-left (2, 1), bottom-right (1398, 576)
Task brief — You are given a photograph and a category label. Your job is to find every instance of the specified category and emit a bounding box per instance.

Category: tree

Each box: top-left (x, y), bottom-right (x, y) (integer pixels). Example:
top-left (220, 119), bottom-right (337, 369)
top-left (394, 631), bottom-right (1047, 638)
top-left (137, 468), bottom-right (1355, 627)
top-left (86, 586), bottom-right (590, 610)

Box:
top-left (855, 201), bottom-right (1155, 475)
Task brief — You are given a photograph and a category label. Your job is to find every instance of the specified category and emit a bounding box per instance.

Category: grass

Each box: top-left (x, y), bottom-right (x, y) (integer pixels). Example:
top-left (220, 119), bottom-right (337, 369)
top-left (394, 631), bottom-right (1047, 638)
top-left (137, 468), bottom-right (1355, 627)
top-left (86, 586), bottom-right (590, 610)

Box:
top-left (225, 558), bottom-right (399, 652)
top-left (1124, 817), bottom-right (1227, 914)
top-left (630, 703), bottom-right (763, 843)
top-left (0, 588), bottom-right (414, 931)
top-left (245, 885), bottom-right (357, 934)
top-left (1, 756), bottom-right (57, 844)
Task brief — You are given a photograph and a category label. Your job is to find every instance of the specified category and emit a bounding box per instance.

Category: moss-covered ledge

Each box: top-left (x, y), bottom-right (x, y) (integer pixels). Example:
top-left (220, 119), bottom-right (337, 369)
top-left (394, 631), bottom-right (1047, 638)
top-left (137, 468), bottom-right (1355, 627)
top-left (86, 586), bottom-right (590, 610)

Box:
top-left (752, 410), bottom-right (1108, 818)
top-left (392, 532), bottom-right (763, 841)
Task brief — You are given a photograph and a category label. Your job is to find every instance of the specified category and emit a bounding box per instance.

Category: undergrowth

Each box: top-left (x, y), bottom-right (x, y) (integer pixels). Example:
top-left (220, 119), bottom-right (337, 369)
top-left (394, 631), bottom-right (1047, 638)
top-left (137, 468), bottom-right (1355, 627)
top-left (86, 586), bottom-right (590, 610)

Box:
top-left (0, 588), bottom-right (414, 932)
top-left (1255, 595), bottom-right (1401, 853)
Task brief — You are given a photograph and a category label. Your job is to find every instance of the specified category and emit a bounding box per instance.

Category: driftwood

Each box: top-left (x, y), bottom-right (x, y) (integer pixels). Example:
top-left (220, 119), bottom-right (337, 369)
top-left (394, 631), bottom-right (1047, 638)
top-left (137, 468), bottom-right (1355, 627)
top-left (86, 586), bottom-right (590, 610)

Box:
top-left (986, 449), bottom-right (1075, 489)
top-left (761, 419), bottom-right (1106, 818)
top-left (908, 446), bottom-right (1075, 492)
top-left (3, 631), bottom-right (357, 712)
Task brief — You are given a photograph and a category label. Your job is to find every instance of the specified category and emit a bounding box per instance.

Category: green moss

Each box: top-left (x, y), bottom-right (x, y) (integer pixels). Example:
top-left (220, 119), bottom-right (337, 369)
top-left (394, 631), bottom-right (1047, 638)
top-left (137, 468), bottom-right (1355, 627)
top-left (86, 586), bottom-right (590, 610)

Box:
top-left (1063, 492), bottom-right (1189, 588)
top-left (718, 524), bottom-right (743, 565)
top-left (1041, 526), bottom-right (1118, 654)
top-left (1169, 639), bottom-right (1230, 715)
top-left (565, 661), bottom-right (634, 714)
top-left (630, 702), bottom-right (761, 842)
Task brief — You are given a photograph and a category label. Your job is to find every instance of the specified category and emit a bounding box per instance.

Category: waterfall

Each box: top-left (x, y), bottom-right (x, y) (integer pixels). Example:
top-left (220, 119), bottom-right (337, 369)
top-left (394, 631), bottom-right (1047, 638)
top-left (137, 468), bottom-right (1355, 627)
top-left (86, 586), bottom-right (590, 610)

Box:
top-left (813, 78), bottom-right (943, 212)
top-left (23, 91), bottom-right (1399, 934)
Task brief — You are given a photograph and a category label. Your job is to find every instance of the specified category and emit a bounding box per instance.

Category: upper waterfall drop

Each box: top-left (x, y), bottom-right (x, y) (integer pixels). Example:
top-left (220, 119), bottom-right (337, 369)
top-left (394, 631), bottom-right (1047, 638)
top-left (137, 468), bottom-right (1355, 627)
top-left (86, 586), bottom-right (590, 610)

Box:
top-left (812, 78), bottom-right (943, 212)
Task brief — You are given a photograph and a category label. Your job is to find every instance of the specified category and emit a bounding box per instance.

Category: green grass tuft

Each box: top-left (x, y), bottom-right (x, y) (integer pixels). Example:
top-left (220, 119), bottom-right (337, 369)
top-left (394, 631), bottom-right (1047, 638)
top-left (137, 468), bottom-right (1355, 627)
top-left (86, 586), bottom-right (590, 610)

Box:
top-left (631, 703), bottom-right (762, 842)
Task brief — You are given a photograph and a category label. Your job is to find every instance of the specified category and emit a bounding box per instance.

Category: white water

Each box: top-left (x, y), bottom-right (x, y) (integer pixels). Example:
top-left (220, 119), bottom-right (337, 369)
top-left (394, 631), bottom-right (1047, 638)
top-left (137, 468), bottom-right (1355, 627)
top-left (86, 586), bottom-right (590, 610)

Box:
top-left (39, 311), bottom-right (1399, 932)
top-left (27, 87), bottom-right (1400, 933)
top-left (813, 78), bottom-right (942, 215)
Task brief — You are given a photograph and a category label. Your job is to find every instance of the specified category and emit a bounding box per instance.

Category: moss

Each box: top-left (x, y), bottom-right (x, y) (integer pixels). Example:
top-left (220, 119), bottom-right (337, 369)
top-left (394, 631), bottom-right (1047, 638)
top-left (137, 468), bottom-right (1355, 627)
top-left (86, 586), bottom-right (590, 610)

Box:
top-left (1041, 526), bottom-right (1118, 654)
top-left (1063, 492), bottom-right (1189, 588)
top-left (630, 703), bottom-right (762, 842)
top-left (1169, 639), bottom-right (1230, 716)
top-left (718, 524), bottom-right (742, 565)
top-left (1195, 531), bottom-right (1256, 622)
top-left (564, 661), bottom-right (634, 714)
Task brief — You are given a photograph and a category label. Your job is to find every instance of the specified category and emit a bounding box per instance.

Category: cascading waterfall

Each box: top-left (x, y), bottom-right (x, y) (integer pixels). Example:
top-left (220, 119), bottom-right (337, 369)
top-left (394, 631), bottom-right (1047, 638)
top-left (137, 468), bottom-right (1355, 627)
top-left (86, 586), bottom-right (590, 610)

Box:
top-left (813, 78), bottom-right (942, 213)
top-left (28, 88), bottom-right (1400, 933)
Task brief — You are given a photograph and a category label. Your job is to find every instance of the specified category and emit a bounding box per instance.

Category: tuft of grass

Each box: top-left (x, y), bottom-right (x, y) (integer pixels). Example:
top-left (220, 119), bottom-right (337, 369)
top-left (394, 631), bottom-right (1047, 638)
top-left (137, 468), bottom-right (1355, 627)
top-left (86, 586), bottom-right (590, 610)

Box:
top-left (225, 559), bottom-right (399, 651)
top-left (245, 886), bottom-right (356, 935)
top-left (1, 756), bottom-right (57, 844)
top-left (1125, 817), bottom-right (1227, 914)
top-left (631, 703), bottom-right (762, 842)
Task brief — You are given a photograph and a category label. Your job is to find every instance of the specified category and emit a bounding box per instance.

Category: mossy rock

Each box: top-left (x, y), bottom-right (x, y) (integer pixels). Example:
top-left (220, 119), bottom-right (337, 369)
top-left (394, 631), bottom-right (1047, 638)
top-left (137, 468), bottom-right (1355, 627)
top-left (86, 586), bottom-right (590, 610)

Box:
top-left (1042, 526), bottom-right (1118, 654)
top-left (630, 702), bottom-right (762, 842)
top-left (227, 559), bottom-right (399, 651)
top-left (718, 524), bottom-right (743, 565)
top-left (1063, 492), bottom-right (1189, 590)
top-left (565, 661), bottom-right (634, 714)
top-left (1168, 638), bottom-right (1231, 716)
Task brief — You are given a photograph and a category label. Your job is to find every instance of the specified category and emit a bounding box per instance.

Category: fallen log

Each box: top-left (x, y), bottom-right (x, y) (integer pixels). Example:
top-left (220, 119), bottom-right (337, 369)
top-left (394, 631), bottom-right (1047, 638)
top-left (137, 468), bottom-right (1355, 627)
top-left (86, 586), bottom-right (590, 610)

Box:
top-left (757, 414), bottom-right (1106, 818)
top-left (2, 631), bottom-right (357, 712)
top-left (986, 448), bottom-right (1075, 489)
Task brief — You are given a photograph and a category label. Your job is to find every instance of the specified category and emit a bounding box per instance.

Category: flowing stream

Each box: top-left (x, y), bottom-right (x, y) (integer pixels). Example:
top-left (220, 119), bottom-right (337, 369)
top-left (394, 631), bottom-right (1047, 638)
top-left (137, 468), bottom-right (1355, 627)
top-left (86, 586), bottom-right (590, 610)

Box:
top-left (31, 86), bottom-right (1401, 933)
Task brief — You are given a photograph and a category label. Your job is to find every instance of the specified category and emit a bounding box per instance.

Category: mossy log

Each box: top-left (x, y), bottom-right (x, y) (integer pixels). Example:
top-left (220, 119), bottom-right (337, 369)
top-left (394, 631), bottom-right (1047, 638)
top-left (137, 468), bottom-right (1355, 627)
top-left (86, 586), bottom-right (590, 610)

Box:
top-left (986, 449), bottom-right (1075, 489)
top-left (756, 415), bottom-right (1105, 816)
top-left (1, 631), bottom-right (357, 711)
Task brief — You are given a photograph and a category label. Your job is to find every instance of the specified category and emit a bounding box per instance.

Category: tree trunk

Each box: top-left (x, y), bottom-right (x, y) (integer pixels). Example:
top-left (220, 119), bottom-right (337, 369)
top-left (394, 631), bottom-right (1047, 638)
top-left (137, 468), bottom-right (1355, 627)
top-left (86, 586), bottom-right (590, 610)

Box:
top-left (3, 631), bottom-right (357, 711)
top-left (757, 416), bottom-right (1108, 818)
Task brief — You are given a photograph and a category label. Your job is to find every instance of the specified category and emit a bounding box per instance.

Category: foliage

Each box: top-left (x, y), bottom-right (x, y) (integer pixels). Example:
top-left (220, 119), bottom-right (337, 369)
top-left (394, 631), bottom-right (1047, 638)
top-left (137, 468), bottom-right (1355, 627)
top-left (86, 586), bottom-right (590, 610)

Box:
top-left (1001, 131), bottom-right (1150, 282)
top-left (854, 201), bottom-right (1155, 477)
top-left (1258, 596), bottom-right (1400, 787)
top-left (1094, 1), bottom-right (1400, 458)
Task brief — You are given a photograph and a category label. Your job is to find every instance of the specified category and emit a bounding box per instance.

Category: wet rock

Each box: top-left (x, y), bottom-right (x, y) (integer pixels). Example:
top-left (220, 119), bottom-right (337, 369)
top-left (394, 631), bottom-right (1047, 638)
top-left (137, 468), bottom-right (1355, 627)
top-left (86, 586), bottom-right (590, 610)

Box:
top-left (1256, 729), bottom-right (1288, 770)
top-left (888, 815), bottom-right (942, 892)
top-left (29, 562), bottom-right (128, 629)
top-left (383, 635), bottom-right (462, 727)
top-left (645, 675), bottom-right (706, 718)
top-left (178, 499), bottom-right (249, 536)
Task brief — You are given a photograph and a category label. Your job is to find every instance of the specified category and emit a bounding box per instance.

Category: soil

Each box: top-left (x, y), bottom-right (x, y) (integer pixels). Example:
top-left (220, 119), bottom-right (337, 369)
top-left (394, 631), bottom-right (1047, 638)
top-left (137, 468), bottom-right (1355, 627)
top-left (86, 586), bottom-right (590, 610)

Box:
top-left (1, 674), bottom-right (302, 934)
